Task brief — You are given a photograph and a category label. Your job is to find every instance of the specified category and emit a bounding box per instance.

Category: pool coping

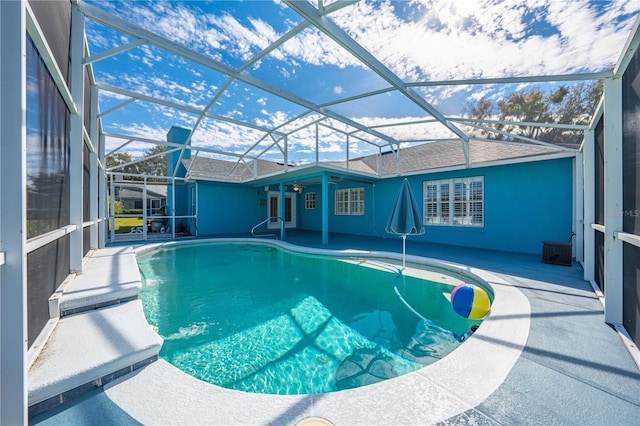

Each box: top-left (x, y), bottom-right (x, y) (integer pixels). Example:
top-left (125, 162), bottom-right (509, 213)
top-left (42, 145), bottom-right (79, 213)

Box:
top-left (121, 237), bottom-right (531, 424)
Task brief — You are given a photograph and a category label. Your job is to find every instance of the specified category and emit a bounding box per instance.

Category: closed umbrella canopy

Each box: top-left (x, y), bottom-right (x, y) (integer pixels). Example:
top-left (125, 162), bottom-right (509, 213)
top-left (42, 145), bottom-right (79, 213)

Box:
top-left (386, 178), bottom-right (425, 267)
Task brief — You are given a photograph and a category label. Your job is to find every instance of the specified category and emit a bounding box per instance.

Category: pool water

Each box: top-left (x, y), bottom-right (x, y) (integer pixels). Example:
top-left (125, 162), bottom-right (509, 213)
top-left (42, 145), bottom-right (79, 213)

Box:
top-left (137, 243), bottom-right (482, 394)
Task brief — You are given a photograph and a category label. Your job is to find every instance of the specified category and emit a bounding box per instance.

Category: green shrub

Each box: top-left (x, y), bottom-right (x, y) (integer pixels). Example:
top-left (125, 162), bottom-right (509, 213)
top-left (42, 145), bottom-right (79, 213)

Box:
top-left (114, 200), bottom-right (124, 215)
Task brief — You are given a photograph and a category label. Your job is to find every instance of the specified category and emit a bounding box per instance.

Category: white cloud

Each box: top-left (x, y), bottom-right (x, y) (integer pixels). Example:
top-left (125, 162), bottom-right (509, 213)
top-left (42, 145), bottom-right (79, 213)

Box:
top-left (102, 0), bottom-right (638, 81)
top-left (104, 122), bottom-right (173, 157)
top-left (190, 80), bottom-right (208, 92)
top-left (189, 117), bottom-right (269, 153)
top-left (280, 67), bottom-right (291, 78)
top-left (332, 0), bottom-right (639, 80)
top-left (355, 115), bottom-right (459, 141)
top-left (469, 88), bottom-right (492, 102)
top-left (149, 77), bottom-right (192, 95)
top-left (85, 27), bottom-right (111, 51)
top-left (276, 27), bottom-right (360, 68)
top-left (93, 0), bottom-right (640, 165)
top-left (111, 2), bottom-right (285, 64)
top-left (254, 110), bottom-right (291, 128)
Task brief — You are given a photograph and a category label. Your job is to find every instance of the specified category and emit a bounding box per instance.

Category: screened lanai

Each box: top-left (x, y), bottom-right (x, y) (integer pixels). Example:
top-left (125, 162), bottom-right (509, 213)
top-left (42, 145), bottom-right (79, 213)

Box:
top-left (75, 0), bottom-right (634, 246)
top-left (2, 1), bottom-right (640, 424)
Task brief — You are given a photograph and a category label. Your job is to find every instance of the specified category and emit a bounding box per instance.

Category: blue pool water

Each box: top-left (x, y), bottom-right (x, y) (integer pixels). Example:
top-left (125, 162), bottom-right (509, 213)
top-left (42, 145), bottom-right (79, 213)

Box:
top-left (137, 242), bottom-right (483, 394)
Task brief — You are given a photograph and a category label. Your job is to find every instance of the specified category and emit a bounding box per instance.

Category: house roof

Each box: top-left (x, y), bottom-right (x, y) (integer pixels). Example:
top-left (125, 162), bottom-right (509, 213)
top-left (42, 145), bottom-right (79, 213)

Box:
top-left (181, 157), bottom-right (287, 183)
top-left (332, 139), bottom-right (564, 176)
top-left (182, 138), bottom-right (565, 184)
top-left (117, 186), bottom-right (168, 199)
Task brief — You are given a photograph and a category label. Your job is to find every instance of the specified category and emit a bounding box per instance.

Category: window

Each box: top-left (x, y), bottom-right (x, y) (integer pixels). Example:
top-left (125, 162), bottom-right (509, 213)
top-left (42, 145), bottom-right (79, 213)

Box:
top-left (424, 181), bottom-right (449, 224)
top-left (423, 177), bottom-right (483, 226)
top-left (335, 187), bottom-right (365, 215)
top-left (148, 198), bottom-right (162, 215)
top-left (305, 192), bottom-right (316, 209)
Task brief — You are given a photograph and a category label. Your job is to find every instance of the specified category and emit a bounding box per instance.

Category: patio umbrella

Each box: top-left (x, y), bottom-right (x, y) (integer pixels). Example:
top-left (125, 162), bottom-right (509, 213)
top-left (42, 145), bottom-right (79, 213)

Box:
top-left (385, 178), bottom-right (425, 268)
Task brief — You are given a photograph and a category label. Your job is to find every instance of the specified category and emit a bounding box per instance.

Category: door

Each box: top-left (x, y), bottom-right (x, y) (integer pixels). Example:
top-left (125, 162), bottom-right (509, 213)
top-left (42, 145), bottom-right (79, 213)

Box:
top-left (267, 191), bottom-right (296, 229)
top-left (109, 180), bottom-right (171, 241)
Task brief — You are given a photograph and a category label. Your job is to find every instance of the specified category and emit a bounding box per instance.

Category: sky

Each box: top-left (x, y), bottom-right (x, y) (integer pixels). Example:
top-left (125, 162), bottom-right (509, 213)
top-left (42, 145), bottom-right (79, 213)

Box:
top-left (84, 0), bottom-right (640, 166)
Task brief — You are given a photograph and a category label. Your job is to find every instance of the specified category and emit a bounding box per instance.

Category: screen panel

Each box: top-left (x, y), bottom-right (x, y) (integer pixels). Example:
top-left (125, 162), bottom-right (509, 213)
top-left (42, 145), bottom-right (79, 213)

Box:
top-left (623, 243), bottom-right (640, 347)
top-left (25, 34), bottom-right (72, 347)
top-left (594, 116), bottom-right (605, 226)
top-left (83, 144), bottom-right (91, 256)
top-left (594, 230), bottom-right (605, 293)
top-left (28, 0), bottom-right (71, 85)
top-left (621, 31), bottom-right (640, 349)
top-left (84, 67), bottom-right (92, 135)
top-left (26, 236), bottom-right (70, 346)
top-left (622, 39), bottom-right (640, 235)
top-left (26, 36), bottom-right (71, 239)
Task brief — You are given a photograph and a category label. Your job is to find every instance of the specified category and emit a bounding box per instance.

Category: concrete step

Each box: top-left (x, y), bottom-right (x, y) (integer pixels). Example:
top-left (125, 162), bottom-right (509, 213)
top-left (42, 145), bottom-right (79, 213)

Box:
top-left (54, 246), bottom-right (142, 316)
top-left (28, 299), bottom-right (163, 417)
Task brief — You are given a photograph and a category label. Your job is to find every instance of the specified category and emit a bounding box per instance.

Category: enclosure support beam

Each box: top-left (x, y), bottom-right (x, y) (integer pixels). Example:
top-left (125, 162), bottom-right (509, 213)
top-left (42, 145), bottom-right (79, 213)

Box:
top-left (194, 182), bottom-right (199, 237)
top-left (322, 173), bottom-right (329, 245)
top-left (279, 182), bottom-right (286, 241)
top-left (346, 134), bottom-right (350, 171)
top-left (603, 77), bottom-right (623, 325)
top-left (315, 123), bottom-right (319, 164)
top-left (110, 177), bottom-right (116, 242)
top-left (283, 136), bottom-right (288, 172)
top-left (143, 177), bottom-right (148, 240)
top-left (98, 134), bottom-right (107, 248)
top-left (582, 129), bottom-right (595, 281)
top-left (90, 85), bottom-right (99, 249)
top-left (69, 4), bottom-right (85, 272)
top-left (0, 1), bottom-right (28, 423)
top-left (171, 180), bottom-right (176, 240)
top-left (574, 152), bottom-right (584, 263)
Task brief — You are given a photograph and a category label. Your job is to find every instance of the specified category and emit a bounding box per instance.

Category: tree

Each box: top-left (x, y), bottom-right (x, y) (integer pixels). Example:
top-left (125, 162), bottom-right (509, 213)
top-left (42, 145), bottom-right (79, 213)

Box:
top-left (105, 152), bottom-right (138, 178)
top-left (467, 97), bottom-right (495, 139)
top-left (465, 81), bottom-right (603, 147)
top-left (137, 144), bottom-right (167, 179)
top-left (542, 81), bottom-right (603, 145)
top-left (497, 90), bottom-right (552, 139)
top-left (105, 145), bottom-right (168, 181)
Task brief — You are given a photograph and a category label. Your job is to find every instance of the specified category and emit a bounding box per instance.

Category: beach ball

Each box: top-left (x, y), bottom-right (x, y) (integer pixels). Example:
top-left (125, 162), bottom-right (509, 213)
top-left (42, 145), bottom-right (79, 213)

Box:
top-left (450, 284), bottom-right (491, 320)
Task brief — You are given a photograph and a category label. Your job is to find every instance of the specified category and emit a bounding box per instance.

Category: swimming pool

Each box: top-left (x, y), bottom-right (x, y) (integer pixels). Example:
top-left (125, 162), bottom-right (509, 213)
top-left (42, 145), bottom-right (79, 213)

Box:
top-left (137, 240), bottom-right (490, 394)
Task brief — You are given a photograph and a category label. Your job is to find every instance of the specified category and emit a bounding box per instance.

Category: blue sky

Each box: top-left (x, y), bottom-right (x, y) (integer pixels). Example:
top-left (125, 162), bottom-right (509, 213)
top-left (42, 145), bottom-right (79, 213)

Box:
top-left (84, 0), bottom-right (640, 165)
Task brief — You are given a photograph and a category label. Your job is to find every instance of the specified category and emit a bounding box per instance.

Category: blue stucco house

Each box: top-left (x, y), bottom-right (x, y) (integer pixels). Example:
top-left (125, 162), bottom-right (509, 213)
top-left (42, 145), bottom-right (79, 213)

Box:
top-left (167, 125), bottom-right (575, 255)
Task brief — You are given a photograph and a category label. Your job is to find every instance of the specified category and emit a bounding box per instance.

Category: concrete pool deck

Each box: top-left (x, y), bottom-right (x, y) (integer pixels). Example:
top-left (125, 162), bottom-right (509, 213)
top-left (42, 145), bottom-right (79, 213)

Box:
top-left (30, 232), bottom-right (640, 425)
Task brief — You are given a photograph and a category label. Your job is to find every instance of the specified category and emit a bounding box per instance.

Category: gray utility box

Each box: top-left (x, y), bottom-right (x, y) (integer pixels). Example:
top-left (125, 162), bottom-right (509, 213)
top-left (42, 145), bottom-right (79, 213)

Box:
top-left (542, 241), bottom-right (572, 266)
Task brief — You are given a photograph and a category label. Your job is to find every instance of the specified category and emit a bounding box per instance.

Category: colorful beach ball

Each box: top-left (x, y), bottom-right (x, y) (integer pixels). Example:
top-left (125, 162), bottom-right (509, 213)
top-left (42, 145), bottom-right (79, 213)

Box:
top-left (450, 284), bottom-right (491, 320)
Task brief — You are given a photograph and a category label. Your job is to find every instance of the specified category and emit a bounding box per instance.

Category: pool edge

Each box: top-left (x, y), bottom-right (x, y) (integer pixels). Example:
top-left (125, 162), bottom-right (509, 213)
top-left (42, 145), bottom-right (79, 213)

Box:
top-left (124, 237), bottom-right (531, 424)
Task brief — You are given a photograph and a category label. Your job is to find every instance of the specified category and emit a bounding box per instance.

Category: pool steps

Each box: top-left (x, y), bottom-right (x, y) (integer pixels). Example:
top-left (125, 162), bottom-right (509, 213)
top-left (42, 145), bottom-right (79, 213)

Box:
top-left (27, 246), bottom-right (163, 418)
top-left (52, 246), bottom-right (142, 317)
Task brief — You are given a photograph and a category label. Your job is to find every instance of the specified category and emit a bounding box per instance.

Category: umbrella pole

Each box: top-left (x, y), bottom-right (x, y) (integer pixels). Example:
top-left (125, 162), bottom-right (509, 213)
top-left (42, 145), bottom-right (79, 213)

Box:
top-left (402, 234), bottom-right (406, 269)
